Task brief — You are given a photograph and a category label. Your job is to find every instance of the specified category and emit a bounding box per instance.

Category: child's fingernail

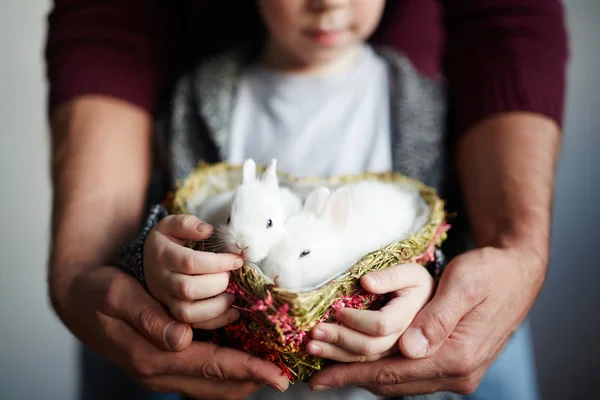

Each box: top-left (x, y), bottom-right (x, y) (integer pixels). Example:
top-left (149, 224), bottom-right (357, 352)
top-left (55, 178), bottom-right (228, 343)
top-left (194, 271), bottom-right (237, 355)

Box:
top-left (364, 273), bottom-right (380, 286)
top-left (233, 258), bottom-right (244, 268)
top-left (312, 328), bottom-right (326, 340)
top-left (312, 385), bottom-right (331, 392)
top-left (307, 342), bottom-right (322, 355)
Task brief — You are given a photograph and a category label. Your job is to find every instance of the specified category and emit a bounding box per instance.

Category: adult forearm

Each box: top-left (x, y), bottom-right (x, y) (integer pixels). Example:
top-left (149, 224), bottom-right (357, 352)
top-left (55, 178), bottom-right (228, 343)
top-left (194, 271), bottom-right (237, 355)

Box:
top-left (455, 112), bottom-right (561, 269)
top-left (48, 95), bottom-right (152, 311)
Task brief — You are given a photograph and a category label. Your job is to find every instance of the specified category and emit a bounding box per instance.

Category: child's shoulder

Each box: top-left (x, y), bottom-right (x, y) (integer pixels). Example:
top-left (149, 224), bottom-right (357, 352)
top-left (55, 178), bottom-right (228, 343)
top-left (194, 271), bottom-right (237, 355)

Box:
top-left (169, 42), bottom-right (258, 111)
top-left (373, 45), bottom-right (446, 84)
top-left (188, 42), bottom-right (260, 84)
top-left (372, 45), bottom-right (446, 104)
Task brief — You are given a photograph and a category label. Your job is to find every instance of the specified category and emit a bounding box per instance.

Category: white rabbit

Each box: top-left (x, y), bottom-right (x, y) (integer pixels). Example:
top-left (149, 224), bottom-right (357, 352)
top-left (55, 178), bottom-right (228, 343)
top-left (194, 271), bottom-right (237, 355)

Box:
top-left (188, 190), bottom-right (234, 225)
top-left (216, 158), bottom-right (302, 264)
top-left (302, 186), bottom-right (331, 214)
top-left (262, 180), bottom-right (427, 290)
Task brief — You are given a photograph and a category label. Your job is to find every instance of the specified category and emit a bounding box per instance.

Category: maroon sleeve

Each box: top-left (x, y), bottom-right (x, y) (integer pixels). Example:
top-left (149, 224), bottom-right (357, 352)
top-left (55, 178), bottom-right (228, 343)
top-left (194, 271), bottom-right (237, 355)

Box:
top-left (44, 0), bottom-right (169, 115)
top-left (440, 0), bottom-right (570, 134)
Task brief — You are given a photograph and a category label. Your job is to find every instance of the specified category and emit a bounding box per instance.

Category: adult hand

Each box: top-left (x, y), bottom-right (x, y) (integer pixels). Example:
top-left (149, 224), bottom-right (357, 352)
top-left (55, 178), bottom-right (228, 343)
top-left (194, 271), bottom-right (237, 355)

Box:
top-left (53, 266), bottom-right (289, 399)
top-left (308, 246), bottom-right (545, 395)
top-left (305, 263), bottom-right (434, 362)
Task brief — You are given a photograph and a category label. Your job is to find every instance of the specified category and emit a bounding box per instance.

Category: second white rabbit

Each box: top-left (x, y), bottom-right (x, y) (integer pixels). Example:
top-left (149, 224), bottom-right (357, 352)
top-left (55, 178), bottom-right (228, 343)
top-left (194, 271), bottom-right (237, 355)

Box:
top-left (261, 180), bottom-right (429, 290)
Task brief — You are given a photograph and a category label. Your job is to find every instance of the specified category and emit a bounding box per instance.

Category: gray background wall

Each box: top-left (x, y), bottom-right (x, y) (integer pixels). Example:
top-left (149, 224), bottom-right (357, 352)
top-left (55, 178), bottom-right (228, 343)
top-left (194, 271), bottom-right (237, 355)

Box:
top-left (529, 1), bottom-right (600, 398)
top-left (0, 0), bottom-right (597, 399)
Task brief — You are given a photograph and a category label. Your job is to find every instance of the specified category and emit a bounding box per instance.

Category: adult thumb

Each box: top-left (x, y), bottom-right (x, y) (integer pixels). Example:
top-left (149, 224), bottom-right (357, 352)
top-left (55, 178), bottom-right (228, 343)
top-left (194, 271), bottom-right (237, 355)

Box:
top-left (156, 214), bottom-right (214, 241)
top-left (399, 265), bottom-right (480, 359)
top-left (106, 271), bottom-right (193, 351)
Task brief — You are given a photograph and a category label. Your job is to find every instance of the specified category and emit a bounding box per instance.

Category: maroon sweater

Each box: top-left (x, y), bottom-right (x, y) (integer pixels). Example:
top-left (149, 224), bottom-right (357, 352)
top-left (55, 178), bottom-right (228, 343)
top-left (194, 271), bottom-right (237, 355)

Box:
top-left (44, 0), bottom-right (569, 135)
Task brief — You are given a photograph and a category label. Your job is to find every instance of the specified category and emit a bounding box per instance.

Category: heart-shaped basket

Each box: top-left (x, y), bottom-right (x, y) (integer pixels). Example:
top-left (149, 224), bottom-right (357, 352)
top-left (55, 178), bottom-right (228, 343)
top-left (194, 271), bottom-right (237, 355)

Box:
top-left (164, 161), bottom-right (450, 382)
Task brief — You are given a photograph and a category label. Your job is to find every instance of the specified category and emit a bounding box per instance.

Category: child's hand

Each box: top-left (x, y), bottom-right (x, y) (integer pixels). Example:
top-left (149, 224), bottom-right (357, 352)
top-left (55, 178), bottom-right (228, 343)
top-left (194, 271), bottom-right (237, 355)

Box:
top-left (306, 263), bottom-right (434, 362)
top-left (143, 214), bottom-right (244, 330)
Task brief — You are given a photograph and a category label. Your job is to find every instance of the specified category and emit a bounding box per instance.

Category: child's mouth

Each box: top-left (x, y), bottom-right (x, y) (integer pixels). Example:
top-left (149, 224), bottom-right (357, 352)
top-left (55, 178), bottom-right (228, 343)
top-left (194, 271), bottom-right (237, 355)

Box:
top-left (305, 29), bottom-right (346, 46)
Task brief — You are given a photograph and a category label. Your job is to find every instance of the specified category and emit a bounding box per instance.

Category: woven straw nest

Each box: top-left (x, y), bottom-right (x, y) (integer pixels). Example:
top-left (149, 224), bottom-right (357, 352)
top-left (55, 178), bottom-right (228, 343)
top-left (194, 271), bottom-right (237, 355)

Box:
top-left (166, 161), bottom-right (449, 382)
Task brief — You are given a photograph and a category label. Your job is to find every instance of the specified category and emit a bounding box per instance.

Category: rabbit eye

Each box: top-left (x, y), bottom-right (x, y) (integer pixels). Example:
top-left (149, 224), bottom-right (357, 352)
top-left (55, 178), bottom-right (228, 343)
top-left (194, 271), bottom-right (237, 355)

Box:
top-left (299, 250), bottom-right (311, 258)
top-left (266, 219), bottom-right (273, 228)
top-left (227, 216), bottom-right (231, 225)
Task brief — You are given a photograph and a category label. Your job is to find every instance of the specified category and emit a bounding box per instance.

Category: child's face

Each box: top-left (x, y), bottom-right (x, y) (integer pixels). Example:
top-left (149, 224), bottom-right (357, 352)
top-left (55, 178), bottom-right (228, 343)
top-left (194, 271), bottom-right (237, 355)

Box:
top-left (257, 0), bottom-right (386, 71)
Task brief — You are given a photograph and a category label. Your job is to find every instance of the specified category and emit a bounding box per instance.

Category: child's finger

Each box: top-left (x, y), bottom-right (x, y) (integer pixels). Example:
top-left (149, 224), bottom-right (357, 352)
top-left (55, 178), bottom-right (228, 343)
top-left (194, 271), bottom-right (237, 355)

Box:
top-left (164, 241), bottom-right (243, 274)
top-left (360, 263), bottom-right (431, 294)
top-left (157, 214), bottom-right (214, 241)
top-left (306, 338), bottom-right (397, 363)
top-left (334, 285), bottom-right (433, 337)
top-left (309, 322), bottom-right (400, 358)
top-left (165, 271), bottom-right (230, 301)
top-left (191, 308), bottom-right (240, 330)
top-left (168, 292), bottom-right (235, 324)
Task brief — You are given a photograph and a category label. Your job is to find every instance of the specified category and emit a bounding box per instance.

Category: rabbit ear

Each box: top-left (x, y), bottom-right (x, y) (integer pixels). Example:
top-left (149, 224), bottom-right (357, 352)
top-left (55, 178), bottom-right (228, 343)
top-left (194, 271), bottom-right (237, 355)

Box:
top-left (319, 187), bottom-right (351, 232)
top-left (261, 159), bottom-right (279, 188)
top-left (303, 187), bottom-right (330, 214)
top-left (242, 159), bottom-right (256, 183)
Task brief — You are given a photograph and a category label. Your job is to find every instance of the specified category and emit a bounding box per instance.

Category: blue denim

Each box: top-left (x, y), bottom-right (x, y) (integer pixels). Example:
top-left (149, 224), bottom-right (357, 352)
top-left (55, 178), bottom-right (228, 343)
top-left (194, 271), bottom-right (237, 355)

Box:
top-left (79, 347), bottom-right (180, 400)
top-left (79, 321), bottom-right (539, 400)
top-left (467, 320), bottom-right (540, 400)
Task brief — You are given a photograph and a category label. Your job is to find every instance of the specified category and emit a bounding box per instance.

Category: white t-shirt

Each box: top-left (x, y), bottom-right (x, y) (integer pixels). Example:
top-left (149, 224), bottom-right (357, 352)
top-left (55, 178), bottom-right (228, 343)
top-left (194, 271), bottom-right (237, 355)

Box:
top-left (227, 44), bottom-right (391, 400)
top-left (228, 44), bottom-right (392, 178)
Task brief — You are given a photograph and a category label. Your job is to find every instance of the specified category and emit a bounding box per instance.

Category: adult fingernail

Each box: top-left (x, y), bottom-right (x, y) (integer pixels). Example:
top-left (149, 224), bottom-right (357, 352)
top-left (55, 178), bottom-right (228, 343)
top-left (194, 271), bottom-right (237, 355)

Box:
top-left (402, 327), bottom-right (429, 358)
top-left (312, 328), bottom-right (326, 340)
top-left (307, 342), bottom-right (322, 355)
top-left (195, 222), bottom-right (207, 232)
top-left (229, 309), bottom-right (240, 322)
top-left (312, 385), bottom-right (331, 392)
top-left (165, 321), bottom-right (187, 351)
top-left (265, 383), bottom-right (285, 392)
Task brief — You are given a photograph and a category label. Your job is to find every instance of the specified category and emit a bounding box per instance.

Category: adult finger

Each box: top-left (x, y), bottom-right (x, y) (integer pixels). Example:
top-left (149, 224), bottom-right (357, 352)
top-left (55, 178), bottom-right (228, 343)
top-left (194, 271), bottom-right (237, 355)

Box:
top-left (399, 260), bottom-right (483, 359)
top-left (163, 241), bottom-right (243, 274)
top-left (166, 271), bottom-right (230, 300)
top-left (156, 214), bottom-right (214, 241)
top-left (361, 263), bottom-right (432, 294)
top-left (308, 322), bottom-right (400, 358)
top-left (103, 307), bottom-right (289, 392)
top-left (306, 338), bottom-right (397, 363)
top-left (191, 308), bottom-right (240, 330)
top-left (168, 292), bottom-right (235, 324)
top-left (163, 342), bottom-right (290, 391)
top-left (101, 270), bottom-right (193, 352)
top-left (360, 365), bottom-right (487, 397)
top-left (144, 375), bottom-right (263, 400)
top-left (308, 355), bottom-right (441, 390)
top-left (360, 377), bottom-right (459, 397)
top-left (101, 306), bottom-right (286, 392)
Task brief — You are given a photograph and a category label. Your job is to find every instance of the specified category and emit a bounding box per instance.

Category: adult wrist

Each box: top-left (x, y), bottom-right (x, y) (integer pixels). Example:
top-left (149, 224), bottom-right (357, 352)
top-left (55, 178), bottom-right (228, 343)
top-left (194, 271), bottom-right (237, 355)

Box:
top-left (47, 260), bottom-right (96, 324)
top-left (491, 225), bottom-right (550, 272)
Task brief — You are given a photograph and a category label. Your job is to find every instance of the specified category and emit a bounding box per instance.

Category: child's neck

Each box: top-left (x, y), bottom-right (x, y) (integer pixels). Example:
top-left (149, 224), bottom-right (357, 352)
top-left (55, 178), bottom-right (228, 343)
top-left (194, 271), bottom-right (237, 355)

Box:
top-left (260, 38), bottom-right (363, 77)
